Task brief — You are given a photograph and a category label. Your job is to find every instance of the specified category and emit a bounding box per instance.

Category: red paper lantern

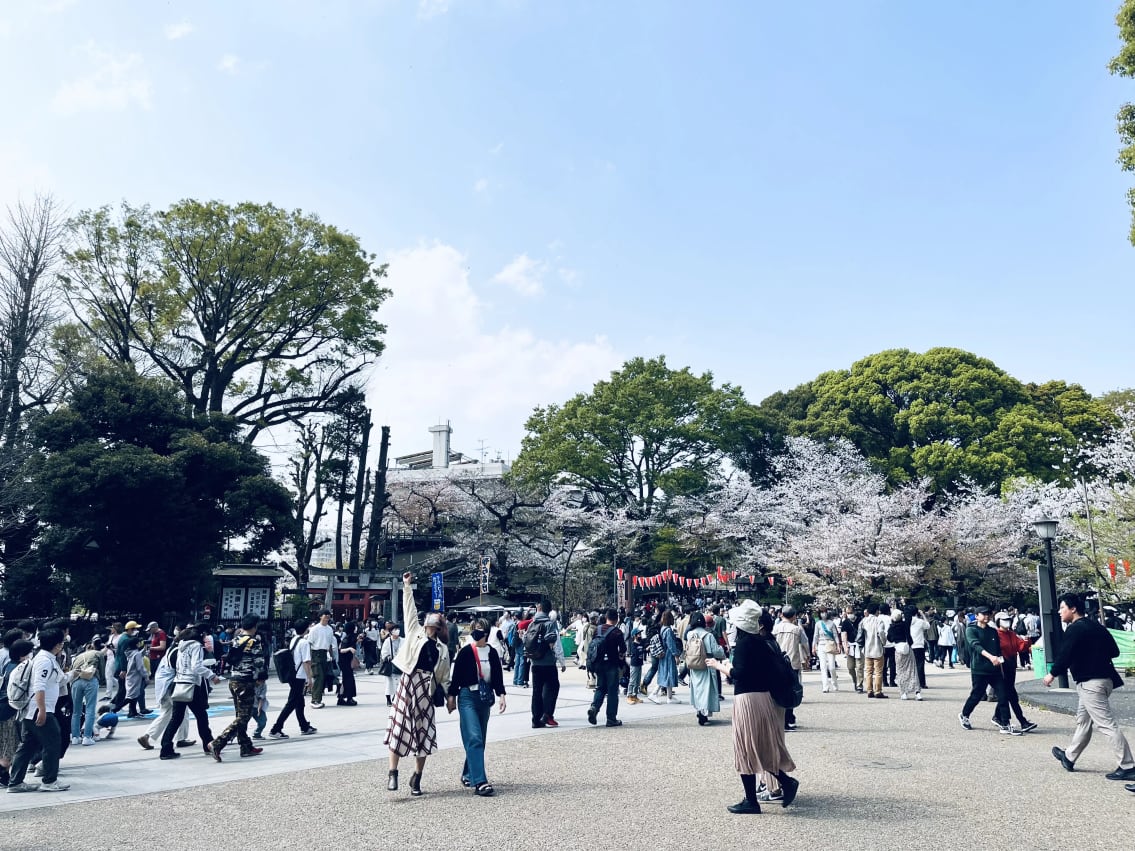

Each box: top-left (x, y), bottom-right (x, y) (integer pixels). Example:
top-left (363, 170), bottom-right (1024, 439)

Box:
top-left (749, 575), bottom-right (755, 585)
top-left (617, 568), bottom-right (624, 582)
top-left (767, 577), bottom-right (774, 586)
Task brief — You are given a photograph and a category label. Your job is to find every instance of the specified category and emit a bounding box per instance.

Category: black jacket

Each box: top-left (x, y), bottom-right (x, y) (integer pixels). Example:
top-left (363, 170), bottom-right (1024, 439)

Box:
top-left (1050, 617), bottom-right (1123, 685)
top-left (447, 643), bottom-right (506, 697)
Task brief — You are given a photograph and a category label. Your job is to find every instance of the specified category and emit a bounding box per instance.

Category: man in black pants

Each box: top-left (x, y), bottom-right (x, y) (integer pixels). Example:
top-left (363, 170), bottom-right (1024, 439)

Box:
top-left (527, 601), bottom-right (561, 728)
top-left (587, 609), bottom-right (627, 728)
top-left (209, 613), bottom-right (267, 760)
top-left (958, 606), bottom-right (1013, 734)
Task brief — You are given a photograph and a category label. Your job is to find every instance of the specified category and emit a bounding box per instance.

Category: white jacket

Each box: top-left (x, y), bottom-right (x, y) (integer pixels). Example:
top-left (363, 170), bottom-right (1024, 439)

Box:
top-left (392, 587), bottom-right (451, 690)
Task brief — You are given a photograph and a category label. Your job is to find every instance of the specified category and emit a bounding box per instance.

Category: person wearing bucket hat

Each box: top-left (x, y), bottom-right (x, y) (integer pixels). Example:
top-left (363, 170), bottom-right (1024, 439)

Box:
top-left (708, 601), bottom-right (799, 814)
top-left (958, 606), bottom-right (1011, 733)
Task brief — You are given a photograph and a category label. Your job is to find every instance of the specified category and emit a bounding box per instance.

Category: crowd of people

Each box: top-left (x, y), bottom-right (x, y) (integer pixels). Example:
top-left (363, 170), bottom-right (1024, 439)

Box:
top-left (0, 588), bottom-right (1131, 810)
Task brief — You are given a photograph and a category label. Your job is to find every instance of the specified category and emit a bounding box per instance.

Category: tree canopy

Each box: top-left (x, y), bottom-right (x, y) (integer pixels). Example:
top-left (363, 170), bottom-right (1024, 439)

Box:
top-left (756, 348), bottom-right (1113, 493)
top-left (512, 356), bottom-right (748, 516)
top-left (61, 200), bottom-right (390, 441)
top-left (28, 368), bottom-right (292, 615)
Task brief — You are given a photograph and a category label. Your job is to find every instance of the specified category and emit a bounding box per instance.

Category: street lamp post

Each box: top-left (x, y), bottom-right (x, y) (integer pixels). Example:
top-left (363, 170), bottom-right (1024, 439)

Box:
top-left (1032, 519), bottom-right (1067, 688)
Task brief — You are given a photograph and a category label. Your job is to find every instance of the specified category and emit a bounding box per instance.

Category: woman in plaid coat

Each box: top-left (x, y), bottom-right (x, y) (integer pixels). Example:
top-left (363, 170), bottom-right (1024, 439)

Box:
top-left (384, 572), bottom-right (452, 797)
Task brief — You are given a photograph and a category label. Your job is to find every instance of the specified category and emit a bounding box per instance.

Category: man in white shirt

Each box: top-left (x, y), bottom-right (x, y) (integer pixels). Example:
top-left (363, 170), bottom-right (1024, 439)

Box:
top-left (307, 610), bottom-right (336, 708)
top-left (7, 628), bottom-right (69, 792)
top-left (909, 608), bottom-right (929, 690)
top-left (268, 618), bottom-right (317, 738)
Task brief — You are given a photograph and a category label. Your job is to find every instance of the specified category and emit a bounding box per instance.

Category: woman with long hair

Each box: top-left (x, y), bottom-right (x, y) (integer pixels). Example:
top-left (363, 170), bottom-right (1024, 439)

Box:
top-left (887, 609), bottom-right (920, 701)
top-left (647, 609), bottom-right (680, 704)
top-left (337, 621), bottom-right (359, 706)
top-left (448, 618), bottom-right (507, 797)
top-left (707, 601), bottom-right (799, 815)
top-left (684, 612), bottom-right (725, 725)
top-left (385, 573), bottom-right (452, 796)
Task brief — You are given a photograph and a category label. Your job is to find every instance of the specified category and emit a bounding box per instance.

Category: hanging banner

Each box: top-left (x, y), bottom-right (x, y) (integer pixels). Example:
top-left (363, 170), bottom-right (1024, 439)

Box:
top-left (767, 576), bottom-right (774, 586)
top-left (479, 556), bottom-right (491, 594)
top-left (430, 572), bottom-right (445, 612)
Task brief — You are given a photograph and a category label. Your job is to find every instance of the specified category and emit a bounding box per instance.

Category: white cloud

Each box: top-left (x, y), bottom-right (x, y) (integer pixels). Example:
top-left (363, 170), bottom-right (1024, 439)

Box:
top-left (473, 177), bottom-right (489, 193)
top-left (369, 242), bottom-right (621, 456)
top-left (489, 141), bottom-right (504, 155)
top-left (493, 253), bottom-right (546, 297)
top-left (217, 54), bottom-right (240, 74)
top-left (165, 21), bottom-right (194, 40)
top-left (51, 43), bottom-right (152, 115)
top-left (557, 267), bottom-right (578, 285)
top-left (418, 0), bottom-right (450, 19)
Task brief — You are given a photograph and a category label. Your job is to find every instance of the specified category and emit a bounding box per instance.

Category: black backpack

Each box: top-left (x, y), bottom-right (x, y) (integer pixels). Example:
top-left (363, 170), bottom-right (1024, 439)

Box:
top-left (523, 621), bottom-right (549, 661)
top-left (587, 630), bottom-right (613, 670)
top-left (273, 637), bottom-right (300, 684)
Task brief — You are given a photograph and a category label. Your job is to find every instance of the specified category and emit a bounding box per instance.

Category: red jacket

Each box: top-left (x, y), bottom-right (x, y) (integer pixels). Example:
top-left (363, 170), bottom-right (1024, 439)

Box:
top-left (996, 627), bottom-right (1030, 658)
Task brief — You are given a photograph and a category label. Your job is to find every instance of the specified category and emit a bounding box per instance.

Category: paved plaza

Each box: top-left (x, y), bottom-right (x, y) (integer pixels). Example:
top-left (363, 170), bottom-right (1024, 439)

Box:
top-left (1, 663), bottom-right (1133, 850)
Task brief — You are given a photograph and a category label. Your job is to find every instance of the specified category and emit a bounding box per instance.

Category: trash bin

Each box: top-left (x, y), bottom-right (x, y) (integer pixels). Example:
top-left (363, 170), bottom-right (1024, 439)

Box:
top-left (1031, 645), bottom-right (1046, 679)
top-left (561, 634), bottom-right (576, 659)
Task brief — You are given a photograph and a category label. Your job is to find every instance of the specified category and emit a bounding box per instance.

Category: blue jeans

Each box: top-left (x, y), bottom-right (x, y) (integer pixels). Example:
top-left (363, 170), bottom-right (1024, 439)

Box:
top-left (457, 687), bottom-right (492, 787)
top-left (512, 653), bottom-right (527, 686)
top-left (71, 677), bottom-right (99, 739)
top-left (590, 666), bottom-right (620, 722)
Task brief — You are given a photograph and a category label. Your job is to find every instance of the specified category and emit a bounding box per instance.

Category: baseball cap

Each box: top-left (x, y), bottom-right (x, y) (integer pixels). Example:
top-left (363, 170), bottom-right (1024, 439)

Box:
top-left (994, 612), bottom-right (1011, 624)
top-left (124, 620), bottom-right (141, 631)
top-left (974, 605), bottom-right (991, 615)
top-left (146, 621), bottom-right (160, 630)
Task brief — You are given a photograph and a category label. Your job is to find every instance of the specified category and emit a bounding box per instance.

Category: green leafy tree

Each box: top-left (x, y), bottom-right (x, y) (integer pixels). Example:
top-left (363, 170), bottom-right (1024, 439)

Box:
top-left (771, 348), bottom-right (1110, 494)
top-left (60, 201), bottom-right (390, 441)
top-left (1109, 0), bottom-right (1135, 242)
top-left (30, 368), bottom-right (292, 615)
top-left (512, 356), bottom-right (748, 517)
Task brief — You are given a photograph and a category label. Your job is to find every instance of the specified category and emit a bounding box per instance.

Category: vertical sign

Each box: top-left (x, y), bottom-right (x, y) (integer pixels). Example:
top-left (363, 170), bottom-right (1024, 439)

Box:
top-left (431, 572), bottom-right (445, 612)
top-left (479, 556), bottom-right (491, 595)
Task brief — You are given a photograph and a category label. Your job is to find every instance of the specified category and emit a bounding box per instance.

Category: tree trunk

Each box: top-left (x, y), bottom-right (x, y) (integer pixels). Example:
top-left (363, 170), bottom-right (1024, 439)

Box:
top-left (347, 408), bottom-right (372, 572)
top-left (363, 426), bottom-right (390, 573)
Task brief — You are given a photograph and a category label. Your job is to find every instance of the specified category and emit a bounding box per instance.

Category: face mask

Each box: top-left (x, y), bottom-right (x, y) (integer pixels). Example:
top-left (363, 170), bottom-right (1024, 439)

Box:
top-left (471, 629), bottom-right (487, 642)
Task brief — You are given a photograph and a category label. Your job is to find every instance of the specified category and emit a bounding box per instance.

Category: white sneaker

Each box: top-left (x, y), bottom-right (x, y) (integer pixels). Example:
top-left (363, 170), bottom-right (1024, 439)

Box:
top-left (38, 781), bottom-right (70, 792)
top-left (666, 697), bottom-right (682, 704)
top-left (646, 695), bottom-right (660, 704)
top-left (832, 684), bottom-right (839, 692)
top-left (33, 765), bottom-right (43, 777)
top-left (82, 736), bottom-right (96, 746)
top-left (915, 692), bottom-right (923, 701)
top-left (900, 693), bottom-right (908, 700)
top-left (70, 736), bottom-right (81, 746)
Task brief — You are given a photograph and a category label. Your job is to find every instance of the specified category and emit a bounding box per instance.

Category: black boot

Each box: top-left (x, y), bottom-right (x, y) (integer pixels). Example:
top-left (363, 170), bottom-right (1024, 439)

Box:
top-left (387, 770), bottom-right (398, 791)
top-left (386, 695), bottom-right (392, 706)
top-left (409, 771), bottom-right (422, 796)
top-left (777, 771), bottom-right (799, 807)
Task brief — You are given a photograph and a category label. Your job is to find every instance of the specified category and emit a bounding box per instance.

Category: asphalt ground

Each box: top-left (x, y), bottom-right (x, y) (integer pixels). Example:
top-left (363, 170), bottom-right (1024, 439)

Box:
top-left (1019, 674), bottom-right (1135, 726)
top-left (2, 663), bottom-right (1134, 851)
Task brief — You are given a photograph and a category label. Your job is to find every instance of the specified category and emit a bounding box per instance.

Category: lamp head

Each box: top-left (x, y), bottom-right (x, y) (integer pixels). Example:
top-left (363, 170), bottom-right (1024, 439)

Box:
top-left (1032, 518), bottom-right (1058, 541)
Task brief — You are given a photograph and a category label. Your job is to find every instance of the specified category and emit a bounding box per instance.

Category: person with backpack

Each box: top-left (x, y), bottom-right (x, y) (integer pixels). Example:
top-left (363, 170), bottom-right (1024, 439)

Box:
top-left (7, 628), bottom-right (70, 793)
top-left (268, 618), bottom-right (318, 740)
top-left (646, 609), bottom-right (681, 704)
top-left (208, 613), bottom-right (267, 761)
top-left (526, 600), bottom-right (562, 729)
top-left (707, 602), bottom-right (799, 815)
top-left (684, 612), bottom-right (726, 725)
top-left (586, 609), bottom-right (627, 728)
top-left (0, 639), bottom-right (35, 788)
top-left (625, 614), bottom-right (647, 706)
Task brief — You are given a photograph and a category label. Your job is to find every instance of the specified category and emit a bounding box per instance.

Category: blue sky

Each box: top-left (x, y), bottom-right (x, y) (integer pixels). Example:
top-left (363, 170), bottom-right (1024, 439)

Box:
top-left (1, 0), bottom-right (1132, 461)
